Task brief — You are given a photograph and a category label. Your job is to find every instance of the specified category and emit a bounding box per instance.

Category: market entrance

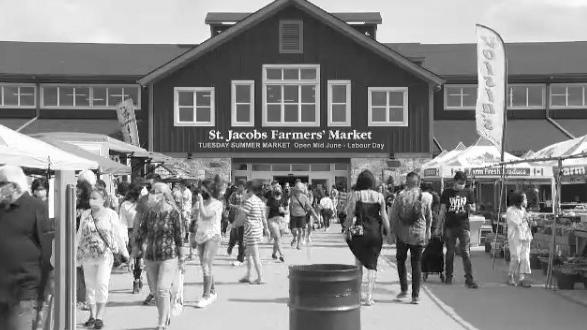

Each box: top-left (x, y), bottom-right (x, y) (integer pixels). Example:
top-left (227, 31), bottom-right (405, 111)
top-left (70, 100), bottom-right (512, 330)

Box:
top-left (274, 175), bottom-right (309, 186)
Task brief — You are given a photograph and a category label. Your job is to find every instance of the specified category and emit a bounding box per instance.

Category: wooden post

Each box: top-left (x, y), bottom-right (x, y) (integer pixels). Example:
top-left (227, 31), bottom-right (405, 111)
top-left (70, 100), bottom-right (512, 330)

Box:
top-left (53, 170), bottom-right (76, 330)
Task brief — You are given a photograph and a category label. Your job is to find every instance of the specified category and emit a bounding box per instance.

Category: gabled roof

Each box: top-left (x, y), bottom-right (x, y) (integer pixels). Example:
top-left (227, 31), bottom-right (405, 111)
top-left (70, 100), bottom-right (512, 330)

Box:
top-left (205, 12), bottom-right (382, 24)
top-left (0, 41), bottom-right (192, 78)
top-left (139, 0), bottom-right (443, 85)
top-left (386, 41), bottom-right (587, 77)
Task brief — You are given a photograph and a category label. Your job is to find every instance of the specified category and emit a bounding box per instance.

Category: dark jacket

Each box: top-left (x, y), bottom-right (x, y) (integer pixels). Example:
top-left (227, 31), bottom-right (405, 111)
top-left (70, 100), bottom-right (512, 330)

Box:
top-left (0, 192), bottom-right (52, 302)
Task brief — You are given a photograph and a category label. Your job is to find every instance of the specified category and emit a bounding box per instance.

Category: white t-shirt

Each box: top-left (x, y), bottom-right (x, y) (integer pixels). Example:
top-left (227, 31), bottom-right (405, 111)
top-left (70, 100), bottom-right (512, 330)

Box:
top-left (195, 199), bottom-right (223, 244)
top-left (320, 197), bottom-right (335, 210)
top-left (119, 200), bottom-right (137, 229)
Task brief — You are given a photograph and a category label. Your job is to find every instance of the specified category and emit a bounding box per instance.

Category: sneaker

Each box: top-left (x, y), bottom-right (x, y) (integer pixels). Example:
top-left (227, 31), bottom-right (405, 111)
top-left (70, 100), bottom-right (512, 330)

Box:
top-left (83, 317), bottom-right (95, 328)
top-left (195, 296), bottom-right (212, 309)
top-left (271, 253), bottom-right (278, 260)
top-left (465, 280), bottom-right (479, 289)
top-left (232, 261), bottom-right (243, 267)
top-left (396, 291), bottom-right (408, 299)
top-left (143, 293), bottom-right (155, 306)
top-left (444, 277), bottom-right (453, 285)
top-left (279, 256), bottom-right (285, 262)
top-left (93, 319), bottom-right (104, 329)
top-left (410, 297), bottom-right (420, 305)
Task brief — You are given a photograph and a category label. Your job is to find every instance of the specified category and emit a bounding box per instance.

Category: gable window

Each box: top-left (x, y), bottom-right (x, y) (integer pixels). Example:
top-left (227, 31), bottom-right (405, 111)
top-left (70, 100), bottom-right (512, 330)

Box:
top-left (279, 20), bottom-right (303, 54)
top-left (40, 84), bottom-right (140, 109)
top-left (262, 64), bottom-right (320, 127)
top-left (550, 84), bottom-right (587, 109)
top-left (507, 84), bottom-right (545, 109)
top-left (0, 84), bottom-right (36, 108)
top-left (174, 87), bottom-right (215, 127)
top-left (328, 80), bottom-right (351, 126)
top-left (444, 85), bottom-right (477, 110)
top-left (368, 87), bottom-right (408, 127)
top-left (231, 81), bottom-right (254, 127)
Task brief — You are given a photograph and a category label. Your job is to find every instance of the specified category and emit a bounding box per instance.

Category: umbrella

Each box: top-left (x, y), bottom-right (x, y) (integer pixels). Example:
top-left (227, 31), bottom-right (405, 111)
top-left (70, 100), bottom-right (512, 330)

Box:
top-left (0, 124), bottom-right (97, 170)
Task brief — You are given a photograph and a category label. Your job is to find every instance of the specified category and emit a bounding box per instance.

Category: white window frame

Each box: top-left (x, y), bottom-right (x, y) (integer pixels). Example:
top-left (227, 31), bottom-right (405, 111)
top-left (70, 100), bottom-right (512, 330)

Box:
top-left (444, 84), bottom-right (477, 110)
top-left (279, 20), bottom-right (303, 54)
top-left (262, 64), bottom-right (320, 127)
top-left (173, 87), bottom-right (215, 127)
top-left (549, 83), bottom-right (587, 109)
top-left (368, 87), bottom-right (409, 127)
top-left (39, 83), bottom-right (141, 110)
top-left (507, 84), bottom-right (545, 109)
top-left (327, 80), bottom-right (351, 127)
top-left (0, 83), bottom-right (37, 108)
top-left (231, 80), bottom-right (255, 127)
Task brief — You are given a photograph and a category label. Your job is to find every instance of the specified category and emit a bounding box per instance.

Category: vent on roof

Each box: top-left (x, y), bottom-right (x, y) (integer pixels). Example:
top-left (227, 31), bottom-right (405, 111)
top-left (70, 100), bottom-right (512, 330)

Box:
top-left (279, 20), bottom-right (303, 54)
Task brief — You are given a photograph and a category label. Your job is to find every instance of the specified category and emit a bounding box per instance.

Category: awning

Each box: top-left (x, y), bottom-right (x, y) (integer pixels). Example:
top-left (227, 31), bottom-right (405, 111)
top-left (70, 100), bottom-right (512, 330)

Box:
top-left (18, 119), bottom-right (123, 138)
top-left (30, 131), bottom-right (149, 157)
top-left (552, 119), bottom-right (587, 138)
top-left (35, 136), bottom-right (130, 175)
top-left (434, 120), bottom-right (569, 156)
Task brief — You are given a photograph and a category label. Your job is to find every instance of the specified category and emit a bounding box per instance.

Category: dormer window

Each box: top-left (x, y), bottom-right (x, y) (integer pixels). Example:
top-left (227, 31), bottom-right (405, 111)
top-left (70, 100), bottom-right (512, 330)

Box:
top-left (279, 20), bottom-right (303, 54)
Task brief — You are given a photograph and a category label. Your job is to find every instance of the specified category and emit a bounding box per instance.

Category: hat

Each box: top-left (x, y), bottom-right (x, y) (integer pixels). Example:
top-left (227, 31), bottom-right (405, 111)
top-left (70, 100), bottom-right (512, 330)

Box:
top-left (0, 165), bottom-right (29, 192)
top-left (78, 169), bottom-right (97, 186)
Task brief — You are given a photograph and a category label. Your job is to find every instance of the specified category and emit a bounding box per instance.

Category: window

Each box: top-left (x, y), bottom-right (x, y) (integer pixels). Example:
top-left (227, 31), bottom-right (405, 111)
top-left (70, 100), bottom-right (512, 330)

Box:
top-left (507, 84), bottom-right (545, 109)
top-left (40, 84), bottom-right (140, 109)
top-left (252, 164), bottom-right (271, 171)
top-left (550, 84), bottom-right (587, 109)
top-left (231, 81), bottom-right (254, 126)
top-left (279, 20), bottom-right (303, 54)
top-left (262, 65), bottom-right (320, 127)
top-left (311, 164), bottom-right (330, 171)
top-left (291, 164), bottom-right (310, 171)
top-left (444, 85), bottom-right (477, 110)
top-left (271, 164), bottom-right (291, 171)
top-left (368, 87), bottom-right (408, 127)
top-left (328, 80), bottom-right (351, 126)
top-left (0, 84), bottom-right (36, 108)
top-left (174, 87), bottom-right (215, 127)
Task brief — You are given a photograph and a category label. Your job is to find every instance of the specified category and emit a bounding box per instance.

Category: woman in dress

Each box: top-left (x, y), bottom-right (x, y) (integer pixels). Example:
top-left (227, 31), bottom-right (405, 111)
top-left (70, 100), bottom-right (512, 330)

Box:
top-left (506, 191), bottom-right (533, 288)
top-left (193, 179), bottom-right (224, 308)
top-left (76, 188), bottom-right (122, 329)
top-left (239, 180), bottom-right (270, 284)
top-left (344, 170), bottom-right (391, 306)
top-left (266, 188), bottom-right (286, 262)
top-left (136, 182), bottom-right (184, 330)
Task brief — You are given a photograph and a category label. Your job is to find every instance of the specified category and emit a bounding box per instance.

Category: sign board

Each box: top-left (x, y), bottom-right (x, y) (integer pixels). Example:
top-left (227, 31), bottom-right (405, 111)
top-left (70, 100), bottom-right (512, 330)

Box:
top-left (195, 129), bottom-right (386, 153)
top-left (423, 168), bottom-right (440, 177)
top-left (440, 166), bottom-right (551, 178)
top-left (469, 167), bottom-right (531, 177)
top-left (561, 166), bottom-right (587, 177)
top-left (115, 98), bottom-right (140, 147)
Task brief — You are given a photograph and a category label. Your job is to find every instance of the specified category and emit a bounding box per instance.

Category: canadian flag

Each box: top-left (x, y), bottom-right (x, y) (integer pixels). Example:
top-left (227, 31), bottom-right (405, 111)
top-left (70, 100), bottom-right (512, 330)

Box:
top-left (533, 168), bottom-right (544, 176)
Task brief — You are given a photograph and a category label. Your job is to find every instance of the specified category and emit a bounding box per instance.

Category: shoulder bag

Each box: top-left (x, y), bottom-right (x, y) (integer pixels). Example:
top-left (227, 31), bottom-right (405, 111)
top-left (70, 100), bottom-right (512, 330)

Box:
top-left (346, 192), bottom-right (364, 240)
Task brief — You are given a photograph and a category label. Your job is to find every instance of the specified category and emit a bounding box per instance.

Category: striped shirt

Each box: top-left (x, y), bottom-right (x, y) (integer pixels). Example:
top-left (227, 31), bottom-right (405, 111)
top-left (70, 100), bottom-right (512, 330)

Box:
top-left (242, 194), bottom-right (266, 246)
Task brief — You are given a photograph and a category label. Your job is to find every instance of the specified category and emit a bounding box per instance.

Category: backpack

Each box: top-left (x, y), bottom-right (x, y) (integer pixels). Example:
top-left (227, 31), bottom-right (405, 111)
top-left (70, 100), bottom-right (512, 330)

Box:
top-left (397, 190), bottom-right (423, 226)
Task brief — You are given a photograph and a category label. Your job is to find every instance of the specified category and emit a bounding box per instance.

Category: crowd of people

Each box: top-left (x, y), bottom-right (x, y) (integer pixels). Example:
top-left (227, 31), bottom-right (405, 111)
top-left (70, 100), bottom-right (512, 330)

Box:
top-left (0, 163), bottom-right (536, 329)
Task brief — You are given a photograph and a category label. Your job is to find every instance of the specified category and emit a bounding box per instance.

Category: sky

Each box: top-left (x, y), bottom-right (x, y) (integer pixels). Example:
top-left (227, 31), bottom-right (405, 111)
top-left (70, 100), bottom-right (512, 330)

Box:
top-left (0, 0), bottom-right (586, 44)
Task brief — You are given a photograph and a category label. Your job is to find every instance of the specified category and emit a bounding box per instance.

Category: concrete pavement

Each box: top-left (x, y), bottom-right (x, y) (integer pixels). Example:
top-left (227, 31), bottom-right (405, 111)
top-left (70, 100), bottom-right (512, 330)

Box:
top-left (79, 225), bottom-right (467, 330)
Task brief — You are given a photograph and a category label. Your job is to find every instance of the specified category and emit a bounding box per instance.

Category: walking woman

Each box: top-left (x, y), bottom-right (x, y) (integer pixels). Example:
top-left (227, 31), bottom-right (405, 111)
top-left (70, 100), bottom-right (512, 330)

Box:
top-left (267, 188), bottom-right (286, 262)
top-left (289, 182), bottom-right (319, 250)
top-left (119, 184), bottom-right (142, 293)
top-left (239, 180), bottom-right (270, 284)
top-left (506, 191), bottom-right (533, 288)
top-left (344, 170), bottom-right (391, 306)
top-left (193, 179), bottom-right (224, 308)
top-left (76, 188), bottom-right (123, 329)
top-left (320, 190), bottom-right (336, 230)
top-left (136, 182), bottom-right (184, 330)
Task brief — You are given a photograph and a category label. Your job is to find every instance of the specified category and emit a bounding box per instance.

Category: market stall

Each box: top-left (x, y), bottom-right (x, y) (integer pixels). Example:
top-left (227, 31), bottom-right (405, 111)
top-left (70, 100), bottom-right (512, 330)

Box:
top-left (421, 142), bottom-right (467, 191)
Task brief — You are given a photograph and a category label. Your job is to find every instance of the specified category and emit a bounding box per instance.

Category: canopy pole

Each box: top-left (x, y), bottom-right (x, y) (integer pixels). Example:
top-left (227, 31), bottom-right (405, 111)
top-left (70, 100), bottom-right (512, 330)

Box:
top-left (546, 159), bottom-right (563, 289)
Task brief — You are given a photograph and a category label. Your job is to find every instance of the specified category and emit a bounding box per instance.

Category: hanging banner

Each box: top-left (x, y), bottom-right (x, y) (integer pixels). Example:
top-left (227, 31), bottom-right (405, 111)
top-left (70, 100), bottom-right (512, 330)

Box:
top-left (475, 24), bottom-right (506, 150)
top-left (115, 98), bottom-right (140, 147)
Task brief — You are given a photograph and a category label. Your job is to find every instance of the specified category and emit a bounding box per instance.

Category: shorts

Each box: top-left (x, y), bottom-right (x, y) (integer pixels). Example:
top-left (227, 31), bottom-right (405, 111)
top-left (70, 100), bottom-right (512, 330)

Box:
top-left (290, 216), bottom-right (307, 229)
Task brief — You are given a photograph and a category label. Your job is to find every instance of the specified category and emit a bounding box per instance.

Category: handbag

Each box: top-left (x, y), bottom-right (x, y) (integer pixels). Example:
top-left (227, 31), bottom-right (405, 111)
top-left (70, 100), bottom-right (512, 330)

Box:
top-left (90, 212), bottom-right (129, 263)
top-left (346, 194), bottom-right (364, 240)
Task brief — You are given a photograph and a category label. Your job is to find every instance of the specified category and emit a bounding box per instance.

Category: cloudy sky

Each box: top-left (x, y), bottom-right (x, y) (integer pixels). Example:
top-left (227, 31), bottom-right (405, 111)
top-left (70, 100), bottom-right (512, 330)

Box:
top-left (0, 0), bottom-right (585, 44)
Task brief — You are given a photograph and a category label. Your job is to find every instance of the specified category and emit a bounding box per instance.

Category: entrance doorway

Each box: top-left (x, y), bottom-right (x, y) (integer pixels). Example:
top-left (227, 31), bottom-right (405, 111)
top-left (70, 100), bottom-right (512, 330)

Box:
top-left (274, 175), bottom-right (309, 187)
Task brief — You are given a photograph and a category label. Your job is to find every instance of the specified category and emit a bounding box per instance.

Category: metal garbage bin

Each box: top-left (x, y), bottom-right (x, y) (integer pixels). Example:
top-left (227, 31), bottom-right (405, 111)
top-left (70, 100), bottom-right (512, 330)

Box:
top-left (289, 264), bottom-right (361, 330)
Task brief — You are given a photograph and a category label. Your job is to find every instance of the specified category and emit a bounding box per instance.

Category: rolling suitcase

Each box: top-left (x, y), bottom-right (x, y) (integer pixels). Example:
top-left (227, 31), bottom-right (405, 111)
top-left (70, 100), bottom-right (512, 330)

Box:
top-left (422, 236), bottom-right (445, 282)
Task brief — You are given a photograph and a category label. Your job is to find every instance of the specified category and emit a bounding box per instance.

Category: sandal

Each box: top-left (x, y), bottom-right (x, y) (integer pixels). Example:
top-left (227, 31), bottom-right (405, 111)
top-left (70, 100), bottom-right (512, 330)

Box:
top-left (83, 317), bottom-right (95, 328)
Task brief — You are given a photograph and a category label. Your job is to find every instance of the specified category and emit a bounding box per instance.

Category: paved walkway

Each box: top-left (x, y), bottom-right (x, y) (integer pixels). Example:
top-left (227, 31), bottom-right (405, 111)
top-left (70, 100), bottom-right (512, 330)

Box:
top-left (79, 226), bottom-right (466, 330)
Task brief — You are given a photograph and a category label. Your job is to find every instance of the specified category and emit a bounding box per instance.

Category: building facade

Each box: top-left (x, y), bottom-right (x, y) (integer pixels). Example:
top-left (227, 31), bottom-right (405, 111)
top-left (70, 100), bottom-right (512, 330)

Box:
top-left (2, 0), bottom-right (587, 190)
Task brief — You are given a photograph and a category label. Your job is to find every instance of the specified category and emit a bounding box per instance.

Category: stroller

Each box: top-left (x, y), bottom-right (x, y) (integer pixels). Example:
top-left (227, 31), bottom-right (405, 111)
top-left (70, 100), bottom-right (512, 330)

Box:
top-left (421, 235), bottom-right (445, 282)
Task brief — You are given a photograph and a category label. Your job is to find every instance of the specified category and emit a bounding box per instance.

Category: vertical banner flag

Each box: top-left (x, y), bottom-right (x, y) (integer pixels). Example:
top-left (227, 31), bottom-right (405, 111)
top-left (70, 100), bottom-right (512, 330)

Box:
top-left (115, 98), bottom-right (140, 147)
top-left (475, 24), bottom-right (506, 150)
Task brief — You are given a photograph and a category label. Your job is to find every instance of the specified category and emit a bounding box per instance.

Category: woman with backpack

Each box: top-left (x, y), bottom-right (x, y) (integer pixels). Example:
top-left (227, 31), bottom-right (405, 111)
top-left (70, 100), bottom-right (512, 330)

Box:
top-left (344, 170), bottom-right (391, 306)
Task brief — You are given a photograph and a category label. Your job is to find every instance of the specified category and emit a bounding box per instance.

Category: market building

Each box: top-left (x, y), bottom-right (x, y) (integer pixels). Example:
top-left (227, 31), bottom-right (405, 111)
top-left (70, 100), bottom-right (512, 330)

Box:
top-left (2, 0), bottom-right (587, 191)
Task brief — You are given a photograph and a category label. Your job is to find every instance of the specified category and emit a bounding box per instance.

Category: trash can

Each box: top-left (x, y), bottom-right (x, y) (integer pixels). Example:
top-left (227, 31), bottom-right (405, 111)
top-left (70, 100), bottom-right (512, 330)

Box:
top-left (289, 264), bottom-right (361, 330)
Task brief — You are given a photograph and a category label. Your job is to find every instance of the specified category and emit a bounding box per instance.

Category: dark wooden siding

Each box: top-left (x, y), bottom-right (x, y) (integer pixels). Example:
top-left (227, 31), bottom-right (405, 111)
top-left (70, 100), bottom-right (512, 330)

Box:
top-left (152, 5), bottom-right (430, 154)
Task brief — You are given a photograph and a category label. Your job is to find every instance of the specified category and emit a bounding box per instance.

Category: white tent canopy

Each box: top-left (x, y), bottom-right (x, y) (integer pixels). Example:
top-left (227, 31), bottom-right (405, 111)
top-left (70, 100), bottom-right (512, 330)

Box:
top-left (0, 124), bottom-right (97, 170)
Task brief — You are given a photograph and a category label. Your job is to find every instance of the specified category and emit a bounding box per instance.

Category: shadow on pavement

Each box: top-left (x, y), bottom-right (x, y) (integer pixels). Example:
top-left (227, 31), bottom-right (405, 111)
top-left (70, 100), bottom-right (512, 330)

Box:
top-left (228, 297), bottom-right (289, 304)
